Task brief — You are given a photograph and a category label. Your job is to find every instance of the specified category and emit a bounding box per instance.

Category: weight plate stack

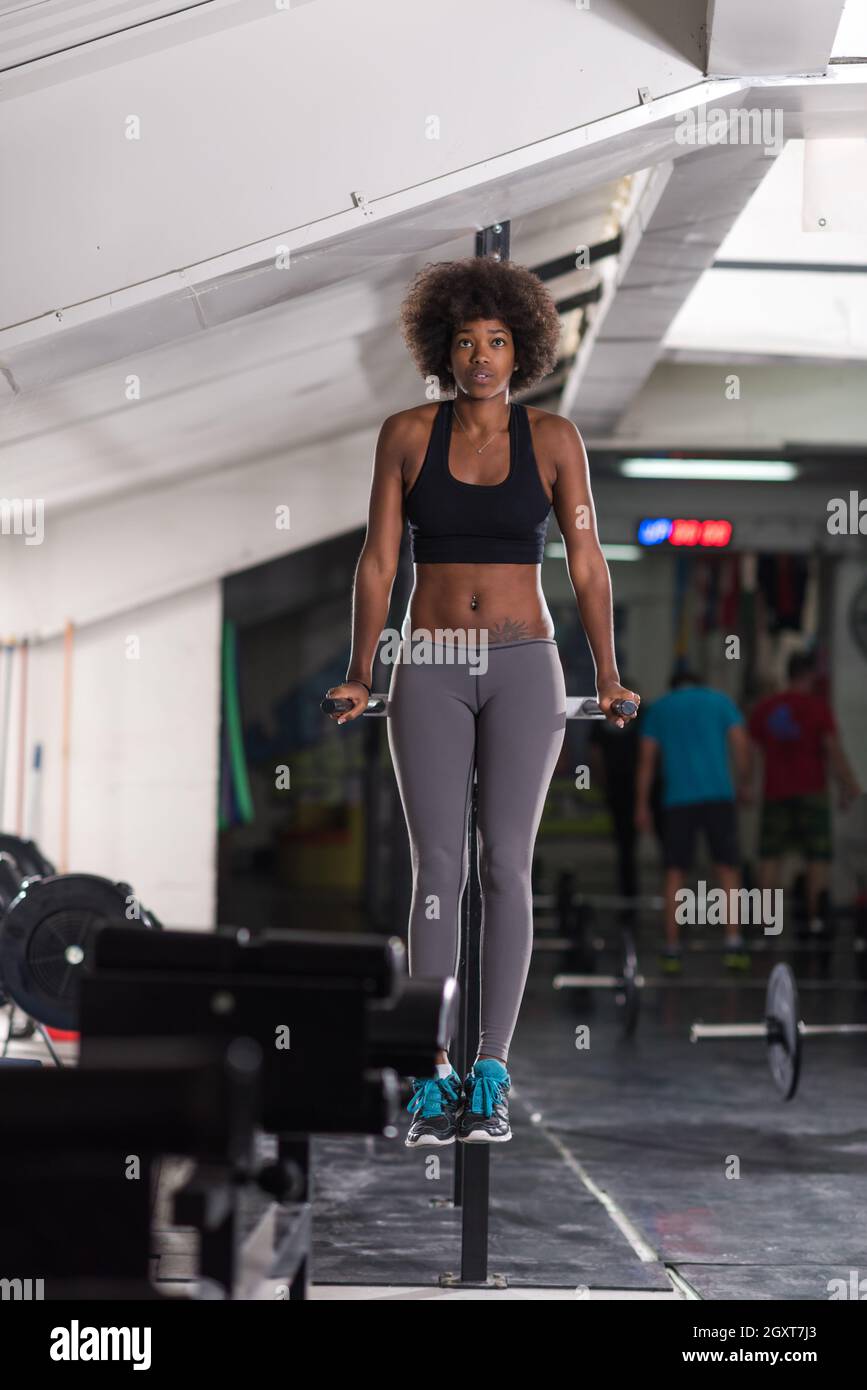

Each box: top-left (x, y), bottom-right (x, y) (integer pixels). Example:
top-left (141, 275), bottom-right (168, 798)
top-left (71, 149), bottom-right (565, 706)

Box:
top-left (0, 852), bottom-right (24, 918)
top-left (0, 873), bottom-right (160, 1031)
top-left (0, 833), bottom-right (56, 880)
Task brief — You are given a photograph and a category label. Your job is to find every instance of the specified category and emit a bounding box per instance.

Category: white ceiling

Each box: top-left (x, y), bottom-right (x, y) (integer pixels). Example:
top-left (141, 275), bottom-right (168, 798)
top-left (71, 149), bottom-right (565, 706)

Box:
top-left (1, 0), bottom-right (864, 568)
top-left (665, 139), bottom-right (867, 360)
top-left (0, 185), bottom-right (625, 511)
top-left (833, 0), bottom-right (867, 57)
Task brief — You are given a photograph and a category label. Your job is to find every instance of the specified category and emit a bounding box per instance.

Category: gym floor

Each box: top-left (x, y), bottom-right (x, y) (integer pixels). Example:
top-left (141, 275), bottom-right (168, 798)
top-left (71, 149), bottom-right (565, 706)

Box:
top-left (308, 952), bottom-right (867, 1300)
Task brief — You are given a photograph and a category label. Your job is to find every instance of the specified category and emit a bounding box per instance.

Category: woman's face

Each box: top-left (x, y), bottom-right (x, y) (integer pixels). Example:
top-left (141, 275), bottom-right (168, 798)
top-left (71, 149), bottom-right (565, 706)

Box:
top-left (448, 318), bottom-right (515, 398)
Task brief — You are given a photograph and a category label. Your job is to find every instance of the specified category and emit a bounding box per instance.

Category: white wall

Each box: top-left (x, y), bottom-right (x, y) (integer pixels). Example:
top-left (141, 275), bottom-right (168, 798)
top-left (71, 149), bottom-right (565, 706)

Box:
top-left (0, 417), bottom-right (379, 643)
top-left (1, 581), bottom-right (222, 928)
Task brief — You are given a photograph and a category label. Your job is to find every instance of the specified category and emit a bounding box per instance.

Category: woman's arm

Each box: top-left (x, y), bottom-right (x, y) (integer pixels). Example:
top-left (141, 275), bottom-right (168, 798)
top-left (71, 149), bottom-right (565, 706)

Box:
top-left (549, 416), bottom-right (639, 726)
top-left (328, 413), bottom-right (407, 724)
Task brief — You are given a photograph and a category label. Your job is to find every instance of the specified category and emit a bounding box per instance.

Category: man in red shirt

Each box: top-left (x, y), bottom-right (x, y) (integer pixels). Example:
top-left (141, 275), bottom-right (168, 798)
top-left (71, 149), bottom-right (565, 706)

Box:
top-left (748, 651), bottom-right (861, 926)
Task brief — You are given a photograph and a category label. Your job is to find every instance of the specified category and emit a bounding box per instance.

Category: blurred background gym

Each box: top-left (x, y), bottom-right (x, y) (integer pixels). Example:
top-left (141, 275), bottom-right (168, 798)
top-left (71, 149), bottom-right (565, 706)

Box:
top-left (1, 0), bottom-right (866, 1305)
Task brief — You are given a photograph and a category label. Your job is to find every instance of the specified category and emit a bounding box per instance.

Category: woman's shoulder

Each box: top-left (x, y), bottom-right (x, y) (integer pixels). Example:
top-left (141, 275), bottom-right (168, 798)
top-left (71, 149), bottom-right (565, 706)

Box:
top-left (381, 400), bottom-right (442, 442)
top-left (524, 406), bottom-right (585, 473)
top-left (525, 404), bottom-right (580, 437)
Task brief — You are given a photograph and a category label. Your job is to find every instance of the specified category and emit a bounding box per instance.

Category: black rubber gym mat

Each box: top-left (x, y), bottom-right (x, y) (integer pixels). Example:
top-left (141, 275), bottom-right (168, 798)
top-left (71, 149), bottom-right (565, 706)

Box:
top-left (310, 975), bottom-right (672, 1290)
top-left (310, 1121), bottom-right (669, 1289)
top-left (511, 974), bottom-right (867, 1300)
top-left (312, 967), bottom-right (867, 1294)
top-left (674, 1264), bottom-right (865, 1300)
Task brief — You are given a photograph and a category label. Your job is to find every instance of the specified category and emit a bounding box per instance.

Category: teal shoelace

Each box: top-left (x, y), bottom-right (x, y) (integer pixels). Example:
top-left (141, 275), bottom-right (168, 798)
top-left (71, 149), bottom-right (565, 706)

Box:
top-left (467, 1068), bottom-right (511, 1116)
top-left (407, 1072), bottom-right (460, 1119)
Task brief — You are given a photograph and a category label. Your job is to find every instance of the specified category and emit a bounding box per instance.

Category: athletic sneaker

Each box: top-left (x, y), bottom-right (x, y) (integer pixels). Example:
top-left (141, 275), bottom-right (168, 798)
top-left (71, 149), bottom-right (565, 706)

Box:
top-left (457, 1059), bottom-right (512, 1144)
top-left (405, 1070), bottom-right (462, 1147)
top-left (723, 935), bottom-right (751, 972)
top-left (659, 947), bottom-right (682, 975)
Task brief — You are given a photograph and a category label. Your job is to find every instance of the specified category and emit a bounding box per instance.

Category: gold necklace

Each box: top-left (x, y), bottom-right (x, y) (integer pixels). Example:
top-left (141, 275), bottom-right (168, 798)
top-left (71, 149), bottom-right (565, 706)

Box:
top-left (452, 402), bottom-right (511, 454)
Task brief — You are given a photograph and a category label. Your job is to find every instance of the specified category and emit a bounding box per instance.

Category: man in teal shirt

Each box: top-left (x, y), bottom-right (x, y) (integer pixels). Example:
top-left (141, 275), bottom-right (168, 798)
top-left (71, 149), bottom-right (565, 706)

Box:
top-left (636, 671), bottom-right (752, 968)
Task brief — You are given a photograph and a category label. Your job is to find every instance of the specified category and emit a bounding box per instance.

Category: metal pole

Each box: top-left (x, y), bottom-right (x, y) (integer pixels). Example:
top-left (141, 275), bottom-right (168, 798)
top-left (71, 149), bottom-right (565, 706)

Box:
top-left (452, 770), bottom-right (478, 1186)
top-left (453, 770), bottom-right (491, 1284)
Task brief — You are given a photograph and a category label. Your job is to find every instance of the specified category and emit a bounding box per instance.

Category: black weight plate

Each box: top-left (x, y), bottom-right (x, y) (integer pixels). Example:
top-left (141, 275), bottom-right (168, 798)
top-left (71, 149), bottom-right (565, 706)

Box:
top-left (0, 874), bottom-right (154, 1030)
top-left (766, 962), bottom-right (802, 1101)
top-left (615, 928), bottom-right (641, 1038)
top-left (0, 834), bottom-right (55, 879)
top-left (0, 852), bottom-right (24, 915)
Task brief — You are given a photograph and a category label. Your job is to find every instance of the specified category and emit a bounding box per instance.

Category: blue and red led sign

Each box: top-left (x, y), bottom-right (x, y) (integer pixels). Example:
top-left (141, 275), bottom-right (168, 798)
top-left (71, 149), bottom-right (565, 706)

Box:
top-left (637, 517), bottom-right (733, 548)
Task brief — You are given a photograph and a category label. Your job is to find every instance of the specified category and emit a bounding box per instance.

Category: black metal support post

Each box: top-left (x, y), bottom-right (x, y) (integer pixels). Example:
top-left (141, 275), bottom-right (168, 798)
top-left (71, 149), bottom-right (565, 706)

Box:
top-left (475, 223), bottom-right (510, 261)
top-left (449, 770), bottom-right (492, 1285)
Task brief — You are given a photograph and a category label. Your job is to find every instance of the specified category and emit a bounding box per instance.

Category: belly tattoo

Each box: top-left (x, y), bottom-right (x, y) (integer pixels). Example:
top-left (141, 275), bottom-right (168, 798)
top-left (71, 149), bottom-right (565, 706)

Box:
top-left (486, 617), bottom-right (531, 643)
top-left (465, 596), bottom-right (530, 643)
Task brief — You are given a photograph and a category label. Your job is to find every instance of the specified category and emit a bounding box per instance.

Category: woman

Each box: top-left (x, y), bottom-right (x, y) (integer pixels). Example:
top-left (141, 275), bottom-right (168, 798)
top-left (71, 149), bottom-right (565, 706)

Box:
top-left (325, 257), bottom-right (638, 1146)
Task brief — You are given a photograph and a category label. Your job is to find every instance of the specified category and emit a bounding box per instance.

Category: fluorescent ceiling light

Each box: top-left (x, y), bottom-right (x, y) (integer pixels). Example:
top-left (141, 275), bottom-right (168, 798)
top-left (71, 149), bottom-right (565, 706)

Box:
top-left (545, 541), bottom-right (642, 562)
top-left (601, 544), bottom-right (642, 562)
top-left (619, 459), bottom-right (797, 481)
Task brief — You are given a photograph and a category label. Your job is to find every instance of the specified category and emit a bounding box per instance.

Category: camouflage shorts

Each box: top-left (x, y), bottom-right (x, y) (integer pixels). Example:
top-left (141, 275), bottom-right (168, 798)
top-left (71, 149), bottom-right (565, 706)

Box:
top-left (759, 794), bottom-right (831, 861)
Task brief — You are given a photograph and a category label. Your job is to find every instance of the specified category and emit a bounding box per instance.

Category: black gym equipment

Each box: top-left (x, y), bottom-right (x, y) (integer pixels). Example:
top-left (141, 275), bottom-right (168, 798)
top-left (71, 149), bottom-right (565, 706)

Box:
top-left (77, 923), bottom-right (457, 1297)
top-left (0, 852), bottom-right (23, 915)
top-left (0, 871), bottom-right (161, 1062)
top-left (0, 853), bottom-right (22, 1014)
top-left (0, 1037), bottom-right (264, 1299)
top-left (79, 925), bottom-right (456, 1126)
top-left (0, 832), bottom-right (55, 881)
top-left (0, 836), bottom-right (58, 1045)
top-left (321, 687), bottom-right (635, 1287)
top-left (690, 962), bottom-right (867, 1100)
top-left (1, 917), bottom-right (453, 1298)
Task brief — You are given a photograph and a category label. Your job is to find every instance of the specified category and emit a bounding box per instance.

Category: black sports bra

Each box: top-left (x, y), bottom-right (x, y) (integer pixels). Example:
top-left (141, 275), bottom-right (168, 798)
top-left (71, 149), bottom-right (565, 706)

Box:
top-left (404, 400), bottom-right (552, 564)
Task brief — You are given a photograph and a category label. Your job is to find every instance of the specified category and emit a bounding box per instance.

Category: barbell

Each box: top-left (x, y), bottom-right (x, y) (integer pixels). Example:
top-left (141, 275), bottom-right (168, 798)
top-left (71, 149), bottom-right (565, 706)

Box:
top-left (553, 929), bottom-right (643, 1037)
top-left (553, 933), bottom-right (867, 1032)
top-left (690, 962), bottom-right (867, 1101)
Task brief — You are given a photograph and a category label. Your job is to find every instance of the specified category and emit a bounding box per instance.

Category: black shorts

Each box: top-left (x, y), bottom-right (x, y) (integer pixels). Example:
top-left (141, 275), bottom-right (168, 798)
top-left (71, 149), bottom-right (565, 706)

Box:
top-left (662, 799), bottom-right (739, 870)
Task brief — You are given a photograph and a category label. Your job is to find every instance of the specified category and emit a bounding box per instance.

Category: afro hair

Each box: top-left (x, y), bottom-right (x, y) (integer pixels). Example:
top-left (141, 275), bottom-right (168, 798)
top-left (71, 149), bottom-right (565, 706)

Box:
top-left (398, 256), bottom-right (562, 394)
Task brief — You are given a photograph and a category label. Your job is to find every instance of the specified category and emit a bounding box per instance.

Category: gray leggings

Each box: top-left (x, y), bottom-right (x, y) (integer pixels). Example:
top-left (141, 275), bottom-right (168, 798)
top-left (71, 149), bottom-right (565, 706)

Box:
top-left (386, 638), bottom-right (567, 1063)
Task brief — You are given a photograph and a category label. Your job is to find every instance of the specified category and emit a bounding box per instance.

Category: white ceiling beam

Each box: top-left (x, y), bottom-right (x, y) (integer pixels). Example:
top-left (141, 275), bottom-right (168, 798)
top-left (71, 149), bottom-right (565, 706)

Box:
top-left (706, 0), bottom-right (847, 76)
